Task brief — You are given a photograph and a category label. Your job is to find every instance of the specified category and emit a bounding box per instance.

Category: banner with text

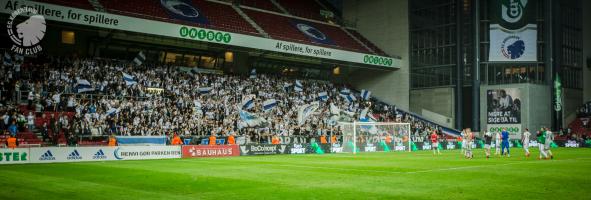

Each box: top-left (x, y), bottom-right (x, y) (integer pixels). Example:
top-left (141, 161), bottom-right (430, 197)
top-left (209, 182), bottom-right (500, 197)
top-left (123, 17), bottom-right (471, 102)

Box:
top-left (182, 145), bottom-right (240, 158)
top-left (0, 148), bottom-right (30, 164)
top-left (0, 0), bottom-right (399, 68)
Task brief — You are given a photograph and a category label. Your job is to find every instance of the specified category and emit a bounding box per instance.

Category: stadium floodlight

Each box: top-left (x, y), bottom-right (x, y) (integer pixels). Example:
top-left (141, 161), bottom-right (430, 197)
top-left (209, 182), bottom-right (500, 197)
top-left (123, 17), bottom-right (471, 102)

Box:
top-left (338, 122), bottom-right (411, 154)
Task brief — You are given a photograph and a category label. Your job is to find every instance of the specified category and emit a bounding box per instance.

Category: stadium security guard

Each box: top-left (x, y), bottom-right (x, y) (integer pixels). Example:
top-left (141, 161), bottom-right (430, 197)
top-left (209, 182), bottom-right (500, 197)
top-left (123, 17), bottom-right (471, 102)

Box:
top-left (320, 134), bottom-right (327, 144)
top-left (209, 133), bottom-right (216, 146)
top-left (7, 135), bottom-right (18, 149)
top-left (330, 135), bottom-right (337, 144)
top-left (227, 133), bottom-right (235, 145)
top-left (108, 135), bottom-right (117, 146)
top-left (271, 135), bottom-right (280, 144)
top-left (172, 134), bottom-right (183, 145)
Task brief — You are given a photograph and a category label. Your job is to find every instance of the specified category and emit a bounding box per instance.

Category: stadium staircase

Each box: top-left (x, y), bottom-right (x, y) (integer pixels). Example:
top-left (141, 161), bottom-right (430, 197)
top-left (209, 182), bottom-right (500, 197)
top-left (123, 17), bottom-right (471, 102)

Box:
top-left (230, 3), bottom-right (269, 37)
top-left (87, 0), bottom-right (106, 12)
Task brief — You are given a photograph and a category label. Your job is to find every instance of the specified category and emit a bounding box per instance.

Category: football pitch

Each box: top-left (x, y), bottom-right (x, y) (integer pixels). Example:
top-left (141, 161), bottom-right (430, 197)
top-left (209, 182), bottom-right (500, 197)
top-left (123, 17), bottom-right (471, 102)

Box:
top-left (1, 148), bottom-right (590, 200)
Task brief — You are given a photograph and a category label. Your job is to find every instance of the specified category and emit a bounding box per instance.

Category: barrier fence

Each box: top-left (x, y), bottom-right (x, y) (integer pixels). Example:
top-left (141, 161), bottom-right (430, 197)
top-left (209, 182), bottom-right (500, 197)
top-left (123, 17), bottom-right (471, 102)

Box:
top-left (1, 139), bottom-right (588, 165)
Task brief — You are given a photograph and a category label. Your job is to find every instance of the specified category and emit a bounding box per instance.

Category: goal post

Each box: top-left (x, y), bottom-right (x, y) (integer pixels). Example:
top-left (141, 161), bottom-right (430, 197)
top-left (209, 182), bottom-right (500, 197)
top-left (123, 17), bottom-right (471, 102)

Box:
top-left (338, 122), bottom-right (411, 154)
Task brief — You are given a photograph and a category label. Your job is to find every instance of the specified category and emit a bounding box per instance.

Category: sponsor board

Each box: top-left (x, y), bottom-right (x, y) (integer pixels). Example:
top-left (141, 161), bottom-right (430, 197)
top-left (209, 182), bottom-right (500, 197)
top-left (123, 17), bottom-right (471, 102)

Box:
top-left (289, 144), bottom-right (307, 154)
top-left (564, 141), bottom-right (579, 148)
top-left (0, 0), bottom-right (400, 68)
top-left (487, 124), bottom-right (522, 140)
top-left (29, 146), bottom-right (180, 163)
top-left (30, 147), bottom-right (115, 163)
top-left (182, 145), bottom-right (239, 158)
top-left (0, 148), bottom-right (29, 164)
top-left (364, 143), bottom-right (376, 152)
top-left (330, 143), bottom-right (343, 153)
top-left (113, 146), bottom-right (181, 160)
top-left (239, 144), bottom-right (288, 155)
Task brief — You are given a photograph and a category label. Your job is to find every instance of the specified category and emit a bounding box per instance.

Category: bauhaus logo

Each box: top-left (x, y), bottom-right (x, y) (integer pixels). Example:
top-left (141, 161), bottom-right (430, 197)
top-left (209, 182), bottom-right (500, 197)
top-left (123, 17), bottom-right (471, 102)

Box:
top-left (6, 6), bottom-right (45, 55)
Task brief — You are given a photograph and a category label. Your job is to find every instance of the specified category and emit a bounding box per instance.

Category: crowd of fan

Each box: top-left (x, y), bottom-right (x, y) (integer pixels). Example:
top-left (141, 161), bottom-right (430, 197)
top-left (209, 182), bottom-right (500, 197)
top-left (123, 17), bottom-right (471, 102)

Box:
top-left (0, 53), bottom-right (444, 145)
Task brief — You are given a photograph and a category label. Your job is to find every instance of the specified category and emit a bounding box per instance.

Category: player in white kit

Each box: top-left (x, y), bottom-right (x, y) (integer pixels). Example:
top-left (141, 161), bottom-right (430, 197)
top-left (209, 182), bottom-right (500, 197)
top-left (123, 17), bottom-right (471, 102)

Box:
top-left (544, 128), bottom-right (554, 159)
top-left (494, 132), bottom-right (501, 156)
top-left (522, 128), bottom-right (531, 158)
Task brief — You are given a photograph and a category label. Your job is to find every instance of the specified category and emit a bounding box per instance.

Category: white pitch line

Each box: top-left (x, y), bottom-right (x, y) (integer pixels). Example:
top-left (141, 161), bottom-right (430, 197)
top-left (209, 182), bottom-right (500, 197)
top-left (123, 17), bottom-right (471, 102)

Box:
top-left (173, 157), bottom-right (591, 175)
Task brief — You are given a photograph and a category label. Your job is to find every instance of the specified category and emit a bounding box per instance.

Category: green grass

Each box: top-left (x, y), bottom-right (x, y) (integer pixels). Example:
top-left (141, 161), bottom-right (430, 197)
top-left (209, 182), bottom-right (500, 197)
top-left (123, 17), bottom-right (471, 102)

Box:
top-left (1, 148), bottom-right (590, 200)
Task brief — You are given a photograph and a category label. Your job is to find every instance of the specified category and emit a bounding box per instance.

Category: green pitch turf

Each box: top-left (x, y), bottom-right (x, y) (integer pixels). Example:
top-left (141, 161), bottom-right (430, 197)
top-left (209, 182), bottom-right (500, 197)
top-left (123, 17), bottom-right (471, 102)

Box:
top-left (1, 148), bottom-right (590, 200)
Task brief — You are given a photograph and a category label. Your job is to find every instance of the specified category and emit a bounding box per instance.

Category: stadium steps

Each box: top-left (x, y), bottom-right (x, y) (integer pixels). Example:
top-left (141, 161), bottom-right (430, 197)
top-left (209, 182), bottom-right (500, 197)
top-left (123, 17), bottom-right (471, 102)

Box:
top-left (270, 0), bottom-right (291, 15)
top-left (231, 4), bottom-right (270, 38)
top-left (87, 0), bottom-right (106, 12)
top-left (340, 27), bottom-right (376, 54)
top-left (239, 0), bottom-right (283, 13)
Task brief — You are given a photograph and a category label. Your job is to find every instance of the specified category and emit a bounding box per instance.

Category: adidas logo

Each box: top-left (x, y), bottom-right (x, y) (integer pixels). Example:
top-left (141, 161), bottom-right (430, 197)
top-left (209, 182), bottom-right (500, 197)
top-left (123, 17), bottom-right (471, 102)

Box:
top-left (67, 150), bottom-right (83, 160)
top-left (92, 149), bottom-right (107, 160)
top-left (39, 150), bottom-right (56, 161)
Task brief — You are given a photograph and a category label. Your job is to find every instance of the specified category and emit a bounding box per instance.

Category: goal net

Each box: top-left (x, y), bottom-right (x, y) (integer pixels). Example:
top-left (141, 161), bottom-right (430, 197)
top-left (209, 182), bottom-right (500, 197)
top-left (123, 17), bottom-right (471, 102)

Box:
top-left (337, 122), bottom-right (411, 154)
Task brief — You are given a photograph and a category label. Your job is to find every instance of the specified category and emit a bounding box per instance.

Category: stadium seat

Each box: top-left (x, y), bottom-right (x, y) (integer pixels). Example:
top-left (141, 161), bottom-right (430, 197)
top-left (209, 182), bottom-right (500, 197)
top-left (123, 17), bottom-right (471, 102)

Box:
top-left (275, 0), bottom-right (326, 21)
top-left (239, 0), bottom-right (282, 13)
top-left (35, 0), bottom-right (96, 10)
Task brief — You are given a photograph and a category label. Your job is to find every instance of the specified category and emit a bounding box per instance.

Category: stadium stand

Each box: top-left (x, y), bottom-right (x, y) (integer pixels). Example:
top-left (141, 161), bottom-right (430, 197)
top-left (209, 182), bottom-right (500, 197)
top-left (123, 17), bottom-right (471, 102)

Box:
top-left (275, 0), bottom-right (326, 21)
top-left (0, 52), bottom-right (450, 146)
top-left (347, 29), bottom-right (390, 56)
top-left (31, 0), bottom-right (388, 54)
top-left (238, 0), bottom-right (282, 13)
top-left (242, 9), bottom-right (312, 43)
top-left (34, 0), bottom-right (95, 10)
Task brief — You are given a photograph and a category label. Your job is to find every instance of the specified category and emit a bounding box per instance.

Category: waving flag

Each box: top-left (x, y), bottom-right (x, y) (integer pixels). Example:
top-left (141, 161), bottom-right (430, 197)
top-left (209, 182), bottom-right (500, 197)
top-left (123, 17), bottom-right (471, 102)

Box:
top-left (361, 89), bottom-right (371, 100)
top-left (358, 108), bottom-right (378, 134)
top-left (345, 93), bottom-right (356, 103)
top-left (239, 110), bottom-right (267, 128)
top-left (294, 80), bottom-right (303, 92)
top-left (241, 95), bottom-right (255, 110)
top-left (262, 99), bottom-right (278, 111)
top-left (318, 92), bottom-right (328, 101)
top-left (340, 88), bottom-right (350, 95)
top-left (122, 72), bottom-right (137, 86)
top-left (106, 108), bottom-right (119, 116)
top-left (359, 107), bottom-right (370, 121)
top-left (297, 101), bottom-right (320, 125)
top-left (198, 87), bottom-right (212, 94)
top-left (283, 83), bottom-right (292, 92)
top-left (76, 79), bottom-right (94, 93)
top-left (133, 51), bottom-right (146, 66)
top-left (250, 69), bottom-right (256, 79)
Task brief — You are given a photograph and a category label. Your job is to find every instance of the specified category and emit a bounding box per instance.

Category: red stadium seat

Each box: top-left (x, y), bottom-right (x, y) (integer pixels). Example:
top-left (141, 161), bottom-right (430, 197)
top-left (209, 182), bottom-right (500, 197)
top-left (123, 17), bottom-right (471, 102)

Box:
top-left (240, 0), bottom-right (282, 13)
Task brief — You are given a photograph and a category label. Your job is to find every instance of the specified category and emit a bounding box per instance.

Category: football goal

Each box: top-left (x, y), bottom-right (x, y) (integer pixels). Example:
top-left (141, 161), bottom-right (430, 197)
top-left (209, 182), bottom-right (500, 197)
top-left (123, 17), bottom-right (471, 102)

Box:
top-left (338, 122), bottom-right (411, 154)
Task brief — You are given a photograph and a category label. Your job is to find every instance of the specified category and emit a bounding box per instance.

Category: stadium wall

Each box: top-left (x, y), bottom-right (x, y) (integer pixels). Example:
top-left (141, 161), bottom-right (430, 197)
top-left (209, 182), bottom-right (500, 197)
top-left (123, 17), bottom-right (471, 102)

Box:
top-left (480, 84), bottom-right (552, 138)
top-left (409, 88), bottom-right (455, 127)
top-left (584, 0), bottom-right (591, 103)
top-left (341, 0), bottom-right (410, 109)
